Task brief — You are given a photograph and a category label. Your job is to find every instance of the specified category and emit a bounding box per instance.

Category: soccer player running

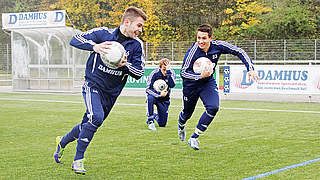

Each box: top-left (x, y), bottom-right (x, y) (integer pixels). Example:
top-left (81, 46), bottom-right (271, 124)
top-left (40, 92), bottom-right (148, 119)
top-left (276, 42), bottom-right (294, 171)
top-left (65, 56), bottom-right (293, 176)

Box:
top-left (145, 58), bottom-right (176, 131)
top-left (178, 24), bottom-right (259, 150)
top-left (53, 7), bottom-right (147, 174)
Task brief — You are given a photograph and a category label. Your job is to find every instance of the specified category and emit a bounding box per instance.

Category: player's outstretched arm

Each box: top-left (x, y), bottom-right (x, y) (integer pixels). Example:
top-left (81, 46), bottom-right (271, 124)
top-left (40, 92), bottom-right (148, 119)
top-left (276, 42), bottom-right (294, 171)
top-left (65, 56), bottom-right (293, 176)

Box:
top-left (70, 27), bottom-right (106, 51)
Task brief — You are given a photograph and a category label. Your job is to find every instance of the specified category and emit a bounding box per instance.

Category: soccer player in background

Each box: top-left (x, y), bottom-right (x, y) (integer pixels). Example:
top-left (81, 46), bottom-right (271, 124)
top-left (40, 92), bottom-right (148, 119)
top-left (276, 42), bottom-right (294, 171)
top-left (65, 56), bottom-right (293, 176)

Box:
top-left (53, 7), bottom-right (147, 174)
top-left (178, 24), bottom-right (259, 150)
top-left (145, 58), bottom-right (176, 131)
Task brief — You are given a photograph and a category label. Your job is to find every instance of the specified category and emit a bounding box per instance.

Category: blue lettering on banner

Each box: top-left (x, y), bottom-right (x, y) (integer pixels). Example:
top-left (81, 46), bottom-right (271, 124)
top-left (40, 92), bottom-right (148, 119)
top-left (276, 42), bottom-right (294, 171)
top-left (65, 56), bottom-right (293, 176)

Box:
top-left (256, 70), bottom-right (308, 81)
top-left (18, 12), bottom-right (47, 21)
top-left (9, 15), bottom-right (17, 24)
top-left (54, 12), bottom-right (64, 22)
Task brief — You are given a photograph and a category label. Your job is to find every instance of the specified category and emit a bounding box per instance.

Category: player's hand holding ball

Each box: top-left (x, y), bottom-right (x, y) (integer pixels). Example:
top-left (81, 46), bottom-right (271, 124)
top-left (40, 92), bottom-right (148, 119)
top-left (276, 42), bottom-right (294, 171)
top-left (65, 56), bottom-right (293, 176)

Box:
top-left (93, 41), bottom-right (126, 68)
top-left (153, 79), bottom-right (168, 97)
top-left (201, 66), bottom-right (213, 78)
top-left (93, 41), bottom-right (112, 55)
top-left (193, 57), bottom-right (214, 78)
top-left (118, 55), bottom-right (127, 68)
top-left (160, 90), bottom-right (168, 97)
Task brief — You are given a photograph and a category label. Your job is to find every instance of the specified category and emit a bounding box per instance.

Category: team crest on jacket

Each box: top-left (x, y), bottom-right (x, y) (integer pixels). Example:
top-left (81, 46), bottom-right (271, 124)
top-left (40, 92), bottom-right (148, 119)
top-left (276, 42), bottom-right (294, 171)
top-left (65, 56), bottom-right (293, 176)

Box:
top-left (212, 54), bottom-right (218, 59)
top-left (125, 51), bottom-right (130, 57)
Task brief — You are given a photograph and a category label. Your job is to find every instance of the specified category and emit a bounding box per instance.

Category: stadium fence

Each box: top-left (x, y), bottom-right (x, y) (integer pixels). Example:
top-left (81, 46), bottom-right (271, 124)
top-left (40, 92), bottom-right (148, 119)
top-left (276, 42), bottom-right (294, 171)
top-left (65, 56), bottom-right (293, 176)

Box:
top-left (1, 39), bottom-right (320, 90)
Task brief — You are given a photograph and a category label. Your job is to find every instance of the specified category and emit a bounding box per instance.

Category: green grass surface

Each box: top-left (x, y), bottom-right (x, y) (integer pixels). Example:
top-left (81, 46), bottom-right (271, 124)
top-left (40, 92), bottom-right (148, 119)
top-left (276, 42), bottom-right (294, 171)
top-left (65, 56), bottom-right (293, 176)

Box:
top-left (0, 92), bottom-right (319, 179)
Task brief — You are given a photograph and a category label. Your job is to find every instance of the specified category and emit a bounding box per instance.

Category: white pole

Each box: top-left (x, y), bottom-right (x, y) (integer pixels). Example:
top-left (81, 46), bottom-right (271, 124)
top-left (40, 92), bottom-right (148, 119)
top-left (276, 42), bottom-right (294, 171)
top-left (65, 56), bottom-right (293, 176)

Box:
top-left (145, 42), bottom-right (148, 62)
top-left (6, 44), bottom-right (9, 73)
top-left (314, 39), bottom-right (317, 65)
top-left (284, 40), bottom-right (286, 63)
top-left (171, 42), bottom-right (174, 61)
top-left (254, 40), bottom-right (257, 61)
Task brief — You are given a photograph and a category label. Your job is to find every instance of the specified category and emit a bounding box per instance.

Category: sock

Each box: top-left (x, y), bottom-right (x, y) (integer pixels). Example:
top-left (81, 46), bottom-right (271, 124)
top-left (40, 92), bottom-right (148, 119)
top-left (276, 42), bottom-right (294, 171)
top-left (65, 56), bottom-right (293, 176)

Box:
top-left (60, 123), bottom-right (82, 148)
top-left (154, 113), bottom-right (159, 124)
top-left (74, 123), bottom-right (97, 161)
top-left (178, 112), bottom-right (187, 130)
top-left (191, 111), bottom-right (215, 139)
top-left (147, 114), bottom-right (155, 124)
top-left (191, 132), bottom-right (199, 139)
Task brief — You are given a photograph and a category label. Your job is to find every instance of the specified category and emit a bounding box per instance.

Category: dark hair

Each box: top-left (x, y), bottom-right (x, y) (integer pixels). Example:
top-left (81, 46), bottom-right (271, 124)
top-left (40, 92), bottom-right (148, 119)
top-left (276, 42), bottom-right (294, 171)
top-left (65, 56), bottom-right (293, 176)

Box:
top-left (197, 24), bottom-right (213, 38)
top-left (122, 6), bottom-right (148, 24)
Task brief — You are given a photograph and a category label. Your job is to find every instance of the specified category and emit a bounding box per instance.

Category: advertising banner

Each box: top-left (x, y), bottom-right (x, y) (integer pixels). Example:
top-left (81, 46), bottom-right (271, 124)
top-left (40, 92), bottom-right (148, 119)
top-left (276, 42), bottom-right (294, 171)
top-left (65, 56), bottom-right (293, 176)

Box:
top-left (125, 66), bottom-right (218, 90)
top-left (227, 65), bottom-right (320, 94)
top-left (2, 10), bottom-right (66, 29)
top-left (125, 66), bottom-right (183, 89)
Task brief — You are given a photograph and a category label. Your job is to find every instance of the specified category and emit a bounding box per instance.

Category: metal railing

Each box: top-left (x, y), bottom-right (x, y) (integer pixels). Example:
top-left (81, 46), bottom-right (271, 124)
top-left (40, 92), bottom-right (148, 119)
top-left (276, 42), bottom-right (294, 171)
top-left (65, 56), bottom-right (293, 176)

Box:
top-left (1, 39), bottom-right (319, 73)
top-left (144, 39), bottom-right (320, 65)
top-left (0, 44), bottom-right (11, 74)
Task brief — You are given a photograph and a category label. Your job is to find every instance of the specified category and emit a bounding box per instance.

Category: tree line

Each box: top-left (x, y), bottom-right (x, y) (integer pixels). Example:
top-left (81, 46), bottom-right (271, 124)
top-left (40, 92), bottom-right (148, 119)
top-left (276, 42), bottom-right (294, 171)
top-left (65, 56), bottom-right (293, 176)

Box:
top-left (1, 0), bottom-right (320, 43)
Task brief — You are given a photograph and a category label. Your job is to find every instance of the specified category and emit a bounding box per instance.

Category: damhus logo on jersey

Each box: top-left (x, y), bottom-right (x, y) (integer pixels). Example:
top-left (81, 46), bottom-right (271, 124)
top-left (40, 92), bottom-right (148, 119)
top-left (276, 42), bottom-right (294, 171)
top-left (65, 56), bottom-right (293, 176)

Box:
top-left (2, 10), bottom-right (66, 29)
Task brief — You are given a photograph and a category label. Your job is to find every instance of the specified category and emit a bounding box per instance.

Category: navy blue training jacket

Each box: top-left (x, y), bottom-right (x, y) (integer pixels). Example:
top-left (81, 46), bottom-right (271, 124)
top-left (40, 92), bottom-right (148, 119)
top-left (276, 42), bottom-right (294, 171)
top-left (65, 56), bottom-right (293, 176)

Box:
top-left (181, 40), bottom-right (254, 87)
top-left (146, 68), bottom-right (176, 101)
top-left (70, 27), bottom-right (145, 96)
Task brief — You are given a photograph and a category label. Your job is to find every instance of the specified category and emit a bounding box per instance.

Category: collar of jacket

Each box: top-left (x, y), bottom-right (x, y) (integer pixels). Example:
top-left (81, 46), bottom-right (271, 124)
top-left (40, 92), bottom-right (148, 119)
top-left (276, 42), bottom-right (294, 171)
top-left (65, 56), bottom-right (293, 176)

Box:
top-left (112, 27), bottom-right (135, 46)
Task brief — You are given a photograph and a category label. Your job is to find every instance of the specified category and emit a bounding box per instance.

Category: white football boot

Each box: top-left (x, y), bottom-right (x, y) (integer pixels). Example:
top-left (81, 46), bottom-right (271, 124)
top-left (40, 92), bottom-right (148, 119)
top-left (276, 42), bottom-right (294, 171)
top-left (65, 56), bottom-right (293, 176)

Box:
top-left (148, 122), bottom-right (157, 131)
top-left (178, 127), bottom-right (186, 142)
top-left (188, 138), bottom-right (200, 150)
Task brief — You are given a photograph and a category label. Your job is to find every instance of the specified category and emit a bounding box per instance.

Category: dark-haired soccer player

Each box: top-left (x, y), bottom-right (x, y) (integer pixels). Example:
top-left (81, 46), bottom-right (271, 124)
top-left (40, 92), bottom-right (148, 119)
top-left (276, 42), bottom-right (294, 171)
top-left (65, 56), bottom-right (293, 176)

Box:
top-left (178, 24), bottom-right (259, 150)
top-left (145, 58), bottom-right (176, 131)
top-left (53, 6), bottom-right (147, 174)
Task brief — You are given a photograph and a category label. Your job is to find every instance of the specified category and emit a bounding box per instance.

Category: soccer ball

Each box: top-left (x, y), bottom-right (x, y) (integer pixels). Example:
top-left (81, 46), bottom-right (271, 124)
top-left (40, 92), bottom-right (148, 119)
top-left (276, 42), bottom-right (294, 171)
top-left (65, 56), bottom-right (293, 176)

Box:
top-left (101, 41), bottom-right (126, 67)
top-left (193, 57), bottom-right (215, 74)
top-left (153, 79), bottom-right (168, 92)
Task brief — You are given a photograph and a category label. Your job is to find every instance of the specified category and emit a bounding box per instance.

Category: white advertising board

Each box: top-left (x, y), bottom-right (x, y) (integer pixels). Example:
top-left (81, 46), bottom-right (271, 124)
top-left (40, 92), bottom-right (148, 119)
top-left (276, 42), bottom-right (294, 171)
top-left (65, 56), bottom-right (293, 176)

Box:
top-left (2, 10), bottom-right (66, 29)
top-left (226, 65), bottom-right (320, 94)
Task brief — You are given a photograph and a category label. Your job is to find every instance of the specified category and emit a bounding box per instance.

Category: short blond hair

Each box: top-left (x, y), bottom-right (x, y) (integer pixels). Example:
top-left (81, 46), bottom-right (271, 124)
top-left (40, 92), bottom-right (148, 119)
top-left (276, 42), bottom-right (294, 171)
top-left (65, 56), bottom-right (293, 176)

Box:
top-left (121, 6), bottom-right (147, 24)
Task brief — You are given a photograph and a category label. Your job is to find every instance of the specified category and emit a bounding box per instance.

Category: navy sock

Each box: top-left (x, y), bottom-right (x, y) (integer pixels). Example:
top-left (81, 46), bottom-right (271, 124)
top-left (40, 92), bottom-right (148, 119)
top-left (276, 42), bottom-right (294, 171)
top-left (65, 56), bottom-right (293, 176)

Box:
top-left (191, 133), bottom-right (199, 139)
top-left (178, 112), bottom-right (187, 130)
top-left (191, 111), bottom-right (214, 138)
top-left (74, 123), bottom-right (97, 161)
top-left (60, 123), bottom-right (81, 148)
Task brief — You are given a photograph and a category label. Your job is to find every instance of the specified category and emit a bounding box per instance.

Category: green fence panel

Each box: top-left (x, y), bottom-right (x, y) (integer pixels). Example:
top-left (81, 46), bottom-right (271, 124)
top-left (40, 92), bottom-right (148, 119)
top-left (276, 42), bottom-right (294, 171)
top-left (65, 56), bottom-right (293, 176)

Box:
top-left (125, 65), bottom-right (216, 89)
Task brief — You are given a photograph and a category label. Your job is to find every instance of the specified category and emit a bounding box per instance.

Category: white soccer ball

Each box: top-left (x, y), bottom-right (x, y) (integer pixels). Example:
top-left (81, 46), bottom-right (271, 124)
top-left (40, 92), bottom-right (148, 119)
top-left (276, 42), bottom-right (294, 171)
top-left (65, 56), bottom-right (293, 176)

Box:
top-left (153, 79), bottom-right (168, 92)
top-left (101, 41), bottom-right (126, 67)
top-left (193, 57), bottom-right (215, 74)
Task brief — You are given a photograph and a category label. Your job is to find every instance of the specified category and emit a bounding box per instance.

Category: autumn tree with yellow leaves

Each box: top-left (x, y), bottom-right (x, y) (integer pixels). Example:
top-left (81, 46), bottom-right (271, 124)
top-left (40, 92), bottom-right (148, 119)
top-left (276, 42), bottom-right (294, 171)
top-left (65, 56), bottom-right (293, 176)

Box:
top-left (214, 0), bottom-right (271, 39)
top-left (49, 0), bottom-right (111, 31)
top-left (1, 0), bottom-right (320, 41)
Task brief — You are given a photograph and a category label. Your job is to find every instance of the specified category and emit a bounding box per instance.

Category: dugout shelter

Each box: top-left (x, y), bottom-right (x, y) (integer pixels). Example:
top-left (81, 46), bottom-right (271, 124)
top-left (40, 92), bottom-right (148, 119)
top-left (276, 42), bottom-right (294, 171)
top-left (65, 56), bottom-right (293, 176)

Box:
top-left (2, 10), bottom-right (88, 92)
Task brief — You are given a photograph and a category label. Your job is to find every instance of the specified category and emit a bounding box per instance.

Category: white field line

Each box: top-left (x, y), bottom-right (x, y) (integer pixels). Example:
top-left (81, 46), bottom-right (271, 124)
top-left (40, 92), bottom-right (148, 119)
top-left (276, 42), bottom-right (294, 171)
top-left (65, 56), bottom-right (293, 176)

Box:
top-left (1, 97), bottom-right (320, 114)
